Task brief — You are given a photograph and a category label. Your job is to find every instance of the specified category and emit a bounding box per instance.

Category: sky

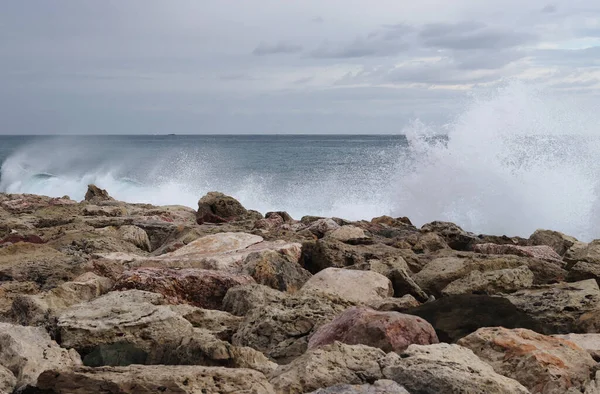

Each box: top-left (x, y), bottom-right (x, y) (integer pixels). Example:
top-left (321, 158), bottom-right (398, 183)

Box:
top-left (1, 1), bottom-right (600, 134)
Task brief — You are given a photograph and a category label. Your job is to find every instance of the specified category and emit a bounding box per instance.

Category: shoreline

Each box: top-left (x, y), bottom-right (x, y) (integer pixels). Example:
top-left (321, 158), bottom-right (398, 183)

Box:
top-left (0, 185), bottom-right (599, 393)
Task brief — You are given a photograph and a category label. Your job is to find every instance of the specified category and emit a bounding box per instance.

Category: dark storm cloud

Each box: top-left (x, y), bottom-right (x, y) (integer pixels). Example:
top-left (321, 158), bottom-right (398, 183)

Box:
top-left (252, 42), bottom-right (303, 56)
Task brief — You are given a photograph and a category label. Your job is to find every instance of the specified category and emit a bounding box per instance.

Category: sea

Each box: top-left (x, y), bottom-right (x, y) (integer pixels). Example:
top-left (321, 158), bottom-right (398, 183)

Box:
top-left (2, 83), bottom-right (600, 241)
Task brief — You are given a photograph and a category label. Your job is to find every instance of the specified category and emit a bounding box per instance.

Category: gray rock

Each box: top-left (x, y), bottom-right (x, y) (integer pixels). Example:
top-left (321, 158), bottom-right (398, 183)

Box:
top-left (441, 265), bottom-right (534, 295)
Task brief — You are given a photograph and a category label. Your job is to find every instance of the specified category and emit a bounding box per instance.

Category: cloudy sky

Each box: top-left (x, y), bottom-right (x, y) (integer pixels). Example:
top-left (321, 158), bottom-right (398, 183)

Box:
top-left (1, 1), bottom-right (600, 134)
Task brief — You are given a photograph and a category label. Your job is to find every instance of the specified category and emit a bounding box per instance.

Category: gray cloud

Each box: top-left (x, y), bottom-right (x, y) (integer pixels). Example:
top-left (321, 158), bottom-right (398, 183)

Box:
top-left (419, 22), bottom-right (537, 50)
top-left (541, 4), bottom-right (557, 13)
top-left (252, 42), bottom-right (303, 56)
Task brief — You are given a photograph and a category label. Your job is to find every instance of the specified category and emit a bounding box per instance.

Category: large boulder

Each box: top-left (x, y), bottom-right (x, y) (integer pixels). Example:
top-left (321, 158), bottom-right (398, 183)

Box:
top-left (232, 291), bottom-right (354, 363)
top-left (0, 365), bottom-right (16, 394)
top-left (269, 342), bottom-right (386, 394)
top-left (308, 306), bottom-right (438, 352)
top-left (381, 343), bottom-right (529, 394)
top-left (113, 267), bottom-right (255, 309)
top-left (327, 225), bottom-right (372, 244)
top-left (307, 218), bottom-right (341, 238)
top-left (473, 243), bottom-right (563, 262)
top-left (458, 327), bottom-right (597, 394)
top-left (36, 365), bottom-right (276, 394)
top-left (0, 323), bottom-right (82, 389)
top-left (170, 304), bottom-right (242, 341)
top-left (241, 249), bottom-right (312, 292)
top-left (300, 267), bottom-right (393, 304)
top-left (553, 333), bottom-right (600, 361)
top-left (196, 192), bottom-right (248, 224)
top-left (96, 225), bottom-right (152, 252)
top-left (368, 295), bottom-right (421, 313)
top-left (406, 294), bottom-right (541, 342)
top-left (308, 380), bottom-right (410, 394)
top-left (529, 229), bottom-right (580, 256)
top-left (420, 221), bottom-right (478, 250)
top-left (565, 239), bottom-right (600, 265)
top-left (222, 284), bottom-right (285, 316)
top-left (441, 265), bottom-right (534, 295)
top-left (504, 279), bottom-right (600, 334)
top-left (84, 184), bottom-right (113, 203)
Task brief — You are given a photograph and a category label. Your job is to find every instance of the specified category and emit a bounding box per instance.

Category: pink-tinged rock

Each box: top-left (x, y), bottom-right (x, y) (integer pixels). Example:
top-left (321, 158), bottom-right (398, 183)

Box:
top-left (308, 306), bottom-right (438, 353)
top-left (473, 243), bottom-right (563, 263)
top-left (0, 234), bottom-right (45, 245)
top-left (113, 267), bottom-right (255, 309)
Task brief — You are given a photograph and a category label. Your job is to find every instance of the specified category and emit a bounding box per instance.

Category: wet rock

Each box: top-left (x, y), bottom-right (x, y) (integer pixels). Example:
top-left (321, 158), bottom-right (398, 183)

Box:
top-left (382, 343), bottom-right (529, 394)
top-left (36, 365), bottom-right (276, 394)
top-left (269, 342), bottom-right (386, 394)
top-left (458, 327), bottom-right (597, 394)
top-left (241, 249), bottom-right (312, 292)
top-left (114, 267), bottom-right (255, 310)
top-left (84, 184), bottom-right (113, 203)
top-left (368, 295), bottom-right (421, 312)
top-left (196, 191), bottom-right (248, 224)
top-left (0, 323), bottom-right (82, 389)
top-left (504, 279), bottom-right (600, 334)
top-left (441, 265), bottom-right (534, 295)
top-left (232, 292), bottom-right (353, 363)
top-left (420, 221), bottom-right (478, 250)
top-left (308, 380), bottom-right (410, 394)
top-left (473, 243), bottom-right (563, 262)
top-left (553, 333), bottom-right (600, 361)
top-left (308, 306), bottom-right (438, 352)
top-left (222, 284), bottom-right (285, 316)
top-left (529, 229), bottom-right (581, 256)
top-left (300, 267), bottom-right (393, 304)
top-left (406, 294), bottom-right (541, 342)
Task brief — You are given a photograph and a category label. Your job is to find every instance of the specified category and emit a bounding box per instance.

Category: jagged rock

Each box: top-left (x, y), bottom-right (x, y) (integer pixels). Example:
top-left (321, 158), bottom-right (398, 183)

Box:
top-left (566, 240), bottom-right (600, 265)
top-left (169, 304), bottom-right (242, 341)
top-left (308, 218), bottom-right (341, 238)
top-left (84, 184), bottom-right (113, 202)
top-left (327, 226), bottom-right (371, 244)
top-left (196, 192), bottom-right (248, 224)
top-left (406, 294), bottom-right (541, 342)
top-left (113, 267), bottom-right (255, 309)
top-left (308, 306), bottom-right (438, 352)
top-left (441, 265), bottom-right (534, 295)
top-left (300, 267), bottom-right (393, 304)
top-left (232, 292), bottom-right (354, 363)
top-left (349, 258), bottom-right (428, 301)
top-left (371, 215), bottom-right (412, 227)
top-left (553, 333), bottom-right (600, 361)
top-left (96, 225), bottom-right (151, 252)
top-left (420, 221), bottom-right (478, 250)
top-left (473, 243), bottom-right (563, 262)
top-left (36, 365), bottom-right (276, 394)
top-left (308, 380), bottom-right (410, 394)
top-left (568, 261), bottom-right (600, 285)
top-left (382, 343), bottom-right (529, 394)
top-left (269, 342), bottom-right (386, 394)
top-left (412, 232), bottom-right (449, 254)
top-left (368, 295), bottom-right (421, 312)
top-left (83, 205), bottom-right (128, 217)
top-left (529, 229), bottom-right (581, 256)
top-left (458, 327), bottom-right (597, 394)
top-left (0, 281), bottom-right (39, 320)
top-left (12, 272), bottom-right (113, 327)
top-left (241, 249), bottom-right (312, 292)
top-left (0, 323), bottom-right (82, 389)
top-left (504, 279), bottom-right (600, 334)
top-left (0, 365), bottom-right (16, 394)
top-left (222, 284), bottom-right (285, 316)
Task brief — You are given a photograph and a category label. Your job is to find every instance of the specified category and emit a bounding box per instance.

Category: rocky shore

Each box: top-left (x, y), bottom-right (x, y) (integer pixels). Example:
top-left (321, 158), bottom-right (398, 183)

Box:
top-left (1, 186), bottom-right (600, 393)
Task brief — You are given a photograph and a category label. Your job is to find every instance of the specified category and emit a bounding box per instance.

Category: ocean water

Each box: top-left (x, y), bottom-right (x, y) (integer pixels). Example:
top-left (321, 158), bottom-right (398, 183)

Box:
top-left (2, 82), bottom-right (600, 241)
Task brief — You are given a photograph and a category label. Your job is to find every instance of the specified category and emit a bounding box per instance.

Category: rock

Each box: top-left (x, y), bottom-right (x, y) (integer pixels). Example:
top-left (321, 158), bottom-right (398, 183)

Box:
top-left (241, 249), bottom-right (312, 292)
top-left (0, 281), bottom-right (39, 319)
top-left (458, 327), bottom-right (597, 394)
top-left (196, 191), bottom-right (248, 224)
top-left (473, 243), bottom-right (563, 262)
top-left (568, 261), bottom-right (600, 285)
top-left (420, 221), bottom-right (478, 250)
top-left (0, 323), bottom-right (82, 389)
top-left (327, 226), bottom-right (371, 244)
top-left (113, 267), bottom-right (255, 310)
top-left (12, 272), bottom-right (113, 327)
top-left (269, 342), bottom-right (386, 394)
top-left (585, 371), bottom-right (600, 394)
top-left (0, 233), bottom-right (45, 246)
top-left (36, 365), bottom-right (276, 394)
top-left (553, 334), bottom-right (600, 361)
top-left (566, 239), bottom-right (600, 265)
top-left (222, 284), bottom-right (285, 316)
top-left (406, 294), bottom-right (541, 342)
top-left (84, 184), bottom-right (113, 202)
top-left (117, 225), bottom-right (152, 252)
top-left (382, 343), bottom-right (529, 394)
top-left (368, 295), bottom-right (421, 312)
top-left (232, 291), bottom-right (353, 363)
top-left (266, 211), bottom-right (294, 223)
top-left (412, 232), bottom-right (449, 254)
top-left (300, 267), bottom-right (393, 304)
top-left (308, 218), bottom-right (341, 238)
top-left (308, 380), bottom-right (410, 394)
top-left (0, 365), bottom-right (16, 394)
top-left (83, 205), bottom-right (128, 217)
top-left (504, 279), bottom-right (600, 334)
top-left (529, 229), bottom-right (580, 256)
top-left (169, 304), bottom-right (242, 341)
top-left (254, 215), bottom-right (284, 231)
top-left (308, 306), bottom-right (438, 352)
top-left (441, 265), bottom-right (534, 295)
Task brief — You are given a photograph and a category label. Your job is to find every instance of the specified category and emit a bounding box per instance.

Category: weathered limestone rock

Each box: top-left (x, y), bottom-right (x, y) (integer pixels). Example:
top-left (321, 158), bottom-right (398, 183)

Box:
top-left (553, 333), bottom-right (600, 361)
top-left (196, 192), bottom-right (248, 224)
top-left (504, 279), bottom-right (600, 334)
top-left (241, 249), bottom-right (312, 292)
top-left (412, 232), bottom-right (449, 254)
top-left (222, 284), bottom-right (285, 316)
top-left (529, 229), bottom-right (580, 256)
top-left (83, 205), bottom-right (128, 217)
top-left (308, 306), bottom-right (438, 352)
top-left (85, 184), bottom-right (113, 203)
top-left (169, 304), bottom-right (243, 341)
top-left (96, 225), bottom-right (151, 252)
top-left (458, 327), bottom-right (597, 394)
top-left (327, 225), bottom-right (371, 244)
top-left (568, 261), bottom-right (600, 284)
top-left (300, 267), bottom-right (393, 304)
top-left (0, 323), bottom-right (82, 389)
top-left (232, 292), bottom-right (354, 363)
top-left (308, 380), bottom-right (410, 394)
top-left (441, 265), bottom-right (534, 295)
top-left (382, 343), bottom-right (529, 394)
top-left (420, 221), bottom-right (478, 250)
top-left (368, 295), bottom-right (421, 312)
top-left (473, 243), bottom-right (563, 263)
top-left (113, 267), bottom-right (255, 309)
top-left (269, 342), bottom-right (386, 394)
top-left (0, 365), bottom-right (16, 394)
top-left (308, 218), bottom-right (341, 238)
top-left (0, 281), bottom-right (39, 319)
top-left (36, 365), bottom-right (276, 394)
top-left (565, 239), bottom-right (600, 265)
